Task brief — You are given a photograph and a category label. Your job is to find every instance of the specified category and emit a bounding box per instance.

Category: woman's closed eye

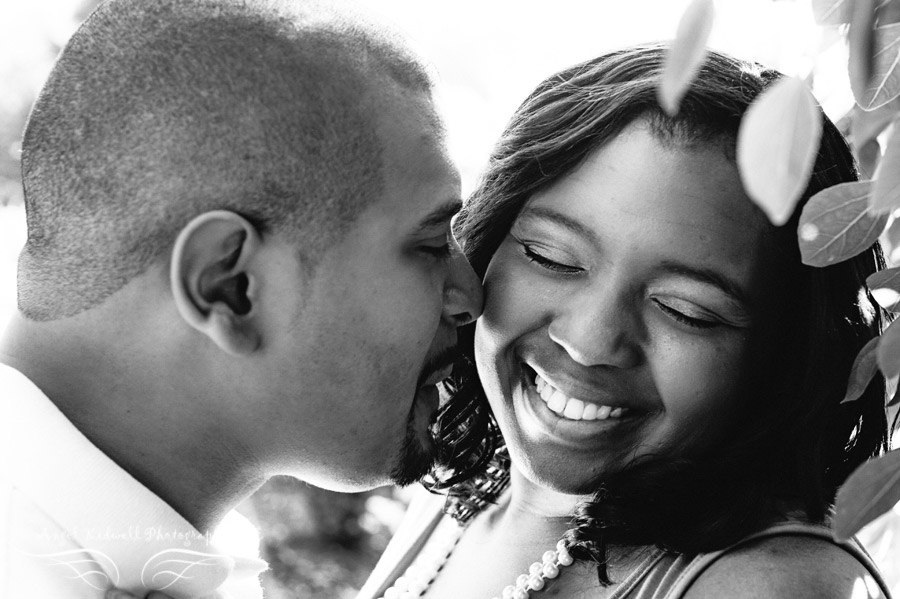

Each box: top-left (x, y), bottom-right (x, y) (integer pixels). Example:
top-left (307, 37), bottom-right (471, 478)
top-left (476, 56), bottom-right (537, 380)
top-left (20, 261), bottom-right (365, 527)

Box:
top-left (652, 297), bottom-right (720, 329)
top-left (521, 243), bottom-right (583, 274)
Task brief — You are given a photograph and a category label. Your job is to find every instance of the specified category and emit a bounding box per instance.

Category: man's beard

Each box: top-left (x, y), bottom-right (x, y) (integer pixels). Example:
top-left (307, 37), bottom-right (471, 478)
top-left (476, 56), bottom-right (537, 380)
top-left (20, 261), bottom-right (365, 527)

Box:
top-left (388, 406), bottom-right (436, 487)
top-left (389, 347), bottom-right (456, 486)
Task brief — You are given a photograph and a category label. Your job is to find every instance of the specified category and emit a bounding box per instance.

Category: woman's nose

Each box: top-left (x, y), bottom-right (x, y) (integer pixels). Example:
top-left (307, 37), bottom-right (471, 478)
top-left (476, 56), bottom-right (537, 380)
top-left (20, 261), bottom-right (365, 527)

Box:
top-left (547, 286), bottom-right (642, 368)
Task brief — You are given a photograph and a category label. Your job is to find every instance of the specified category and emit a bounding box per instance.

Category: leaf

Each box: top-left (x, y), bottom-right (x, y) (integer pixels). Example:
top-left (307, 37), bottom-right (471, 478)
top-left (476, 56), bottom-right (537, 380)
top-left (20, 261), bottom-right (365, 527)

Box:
top-left (813, 0), bottom-right (853, 25)
top-left (834, 449), bottom-right (900, 540)
top-left (658, 0), bottom-right (715, 116)
top-left (849, 0), bottom-right (878, 107)
top-left (813, 0), bottom-right (894, 25)
top-left (879, 0), bottom-right (900, 25)
top-left (857, 138), bottom-right (882, 179)
top-left (870, 124), bottom-right (900, 213)
top-left (843, 99), bottom-right (899, 179)
top-left (797, 181), bottom-right (888, 266)
top-left (737, 77), bottom-right (823, 226)
top-left (867, 265), bottom-right (900, 310)
top-left (881, 218), bottom-right (900, 263)
top-left (877, 316), bottom-right (900, 378)
top-left (849, 97), bottom-right (900, 147)
top-left (842, 337), bottom-right (881, 403)
top-left (854, 22), bottom-right (900, 110)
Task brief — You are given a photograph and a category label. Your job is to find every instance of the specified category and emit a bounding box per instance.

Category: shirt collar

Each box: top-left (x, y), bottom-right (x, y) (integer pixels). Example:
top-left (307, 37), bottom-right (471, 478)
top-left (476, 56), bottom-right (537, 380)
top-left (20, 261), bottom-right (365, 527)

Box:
top-left (1, 362), bottom-right (267, 599)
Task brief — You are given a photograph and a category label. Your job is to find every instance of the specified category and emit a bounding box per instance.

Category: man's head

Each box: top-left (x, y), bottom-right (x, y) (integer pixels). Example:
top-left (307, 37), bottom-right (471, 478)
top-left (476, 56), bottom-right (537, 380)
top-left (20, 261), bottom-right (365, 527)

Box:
top-left (20, 0), bottom-right (432, 318)
top-left (14, 0), bottom-right (482, 494)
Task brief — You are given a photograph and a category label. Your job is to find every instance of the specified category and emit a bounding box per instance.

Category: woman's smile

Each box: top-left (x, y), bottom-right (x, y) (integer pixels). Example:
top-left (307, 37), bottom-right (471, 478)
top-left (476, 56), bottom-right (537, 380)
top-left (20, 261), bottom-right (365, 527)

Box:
top-left (520, 376), bottom-right (644, 443)
top-left (535, 372), bottom-right (631, 421)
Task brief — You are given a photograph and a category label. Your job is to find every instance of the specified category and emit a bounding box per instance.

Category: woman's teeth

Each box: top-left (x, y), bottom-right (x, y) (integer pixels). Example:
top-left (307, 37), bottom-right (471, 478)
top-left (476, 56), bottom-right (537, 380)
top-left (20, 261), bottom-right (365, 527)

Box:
top-left (535, 373), bottom-right (628, 421)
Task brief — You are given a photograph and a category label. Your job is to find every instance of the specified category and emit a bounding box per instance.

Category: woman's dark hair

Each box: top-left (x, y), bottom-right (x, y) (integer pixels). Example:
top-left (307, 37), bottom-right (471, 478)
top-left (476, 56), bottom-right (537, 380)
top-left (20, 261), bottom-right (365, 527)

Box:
top-left (425, 43), bottom-right (893, 583)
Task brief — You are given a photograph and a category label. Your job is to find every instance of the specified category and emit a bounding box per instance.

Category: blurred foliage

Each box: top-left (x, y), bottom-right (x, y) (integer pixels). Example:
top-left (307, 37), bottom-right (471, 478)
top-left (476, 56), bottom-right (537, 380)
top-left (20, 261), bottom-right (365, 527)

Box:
top-left (240, 477), bottom-right (400, 599)
top-left (0, 49), bottom-right (35, 207)
top-left (0, 105), bottom-right (27, 207)
top-left (761, 0), bottom-right (900, 544)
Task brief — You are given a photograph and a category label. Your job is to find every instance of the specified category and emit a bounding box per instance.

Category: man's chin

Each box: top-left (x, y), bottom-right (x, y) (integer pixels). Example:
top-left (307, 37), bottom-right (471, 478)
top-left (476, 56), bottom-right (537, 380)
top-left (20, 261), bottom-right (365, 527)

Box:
top-left (389, 448), bottom-right (435, 487)
top-left (388, 382), bottom-right (441, 486)
top-left (388, 423), bottom-right (437, 487)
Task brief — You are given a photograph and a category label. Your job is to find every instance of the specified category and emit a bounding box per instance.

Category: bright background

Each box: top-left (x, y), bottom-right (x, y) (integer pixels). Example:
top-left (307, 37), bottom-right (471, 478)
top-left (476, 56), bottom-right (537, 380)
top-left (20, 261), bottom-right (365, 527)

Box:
top-left (0, 0), bottom-right (857, 332)
top-left (1, 1), bottom-right (896, 597)
top-left (0, 0), bottom-right (856, 323)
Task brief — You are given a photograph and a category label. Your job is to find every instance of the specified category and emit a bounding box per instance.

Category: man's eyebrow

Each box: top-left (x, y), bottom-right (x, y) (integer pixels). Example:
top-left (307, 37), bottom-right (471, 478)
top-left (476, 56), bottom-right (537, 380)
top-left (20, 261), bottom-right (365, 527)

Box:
top-left (415, 200), bottom-right (463, 233)
top-left (658, 261), bottom-right (751, 307)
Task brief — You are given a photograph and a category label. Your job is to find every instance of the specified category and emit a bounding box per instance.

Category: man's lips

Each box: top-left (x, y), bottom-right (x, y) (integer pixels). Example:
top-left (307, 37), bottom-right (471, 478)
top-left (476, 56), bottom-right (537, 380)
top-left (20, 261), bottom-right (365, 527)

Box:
top-left (415, 362), bottom-right (453, 432)
top-left (418, 344), bottom-right (459, 389)
top-left (421, 365), bottom-right (454, 388)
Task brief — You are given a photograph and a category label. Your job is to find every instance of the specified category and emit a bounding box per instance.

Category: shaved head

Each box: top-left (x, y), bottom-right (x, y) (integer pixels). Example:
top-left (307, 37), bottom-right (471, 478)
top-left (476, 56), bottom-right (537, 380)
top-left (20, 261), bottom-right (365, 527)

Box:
top-left (19, 0), bottom-right (435, 320)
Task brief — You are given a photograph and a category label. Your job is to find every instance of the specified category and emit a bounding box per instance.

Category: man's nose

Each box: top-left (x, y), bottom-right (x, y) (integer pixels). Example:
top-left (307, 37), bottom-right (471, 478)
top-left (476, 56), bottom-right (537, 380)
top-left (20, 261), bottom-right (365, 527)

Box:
top-left (443, 243), bottom-right (483, 327)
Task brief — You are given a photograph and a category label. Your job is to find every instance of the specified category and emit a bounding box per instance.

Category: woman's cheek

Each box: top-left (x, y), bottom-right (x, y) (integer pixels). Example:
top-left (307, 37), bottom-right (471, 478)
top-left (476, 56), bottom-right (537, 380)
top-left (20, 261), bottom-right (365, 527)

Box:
top-left (656, 339), bottom-right (750, 449)
top-left (481, 254), bottom-right (527, 331)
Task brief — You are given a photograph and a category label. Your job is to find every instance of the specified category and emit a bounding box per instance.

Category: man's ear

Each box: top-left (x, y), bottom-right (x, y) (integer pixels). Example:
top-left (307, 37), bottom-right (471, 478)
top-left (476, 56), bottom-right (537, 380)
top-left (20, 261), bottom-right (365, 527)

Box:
top-left (170, 210), bottom-right (262, 356)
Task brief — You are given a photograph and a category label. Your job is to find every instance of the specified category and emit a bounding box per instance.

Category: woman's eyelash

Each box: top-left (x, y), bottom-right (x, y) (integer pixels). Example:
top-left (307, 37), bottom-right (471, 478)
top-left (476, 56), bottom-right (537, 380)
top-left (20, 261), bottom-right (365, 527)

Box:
top-left (654, 300), bottom-right (719, 329)
top-left (521, 240), bottom-right (722, 330)
top-left (522, 245), bottom-right (581, 273)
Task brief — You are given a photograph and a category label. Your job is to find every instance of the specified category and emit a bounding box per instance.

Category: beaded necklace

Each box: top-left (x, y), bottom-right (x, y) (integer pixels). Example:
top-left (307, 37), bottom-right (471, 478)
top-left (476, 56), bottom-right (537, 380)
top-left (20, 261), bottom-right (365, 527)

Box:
top-left (375, 517), bottom-right (576, 599)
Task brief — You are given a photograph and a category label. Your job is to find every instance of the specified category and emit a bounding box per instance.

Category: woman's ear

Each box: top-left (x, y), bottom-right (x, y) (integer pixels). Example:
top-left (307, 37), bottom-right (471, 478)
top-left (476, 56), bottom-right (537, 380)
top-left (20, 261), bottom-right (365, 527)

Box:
top-left (170, 210), bottom-right (262, 355)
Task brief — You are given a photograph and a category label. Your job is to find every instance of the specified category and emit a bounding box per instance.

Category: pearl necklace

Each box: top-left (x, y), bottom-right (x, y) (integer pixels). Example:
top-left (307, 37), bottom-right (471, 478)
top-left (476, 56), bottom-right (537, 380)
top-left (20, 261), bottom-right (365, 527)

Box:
top-left (376, 517), bottom-right (576, 599)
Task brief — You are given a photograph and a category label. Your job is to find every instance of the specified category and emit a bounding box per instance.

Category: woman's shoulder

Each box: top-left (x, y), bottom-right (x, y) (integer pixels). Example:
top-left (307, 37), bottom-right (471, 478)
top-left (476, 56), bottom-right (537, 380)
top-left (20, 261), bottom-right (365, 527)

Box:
top-left (679, 525), bottom-right (889, 599)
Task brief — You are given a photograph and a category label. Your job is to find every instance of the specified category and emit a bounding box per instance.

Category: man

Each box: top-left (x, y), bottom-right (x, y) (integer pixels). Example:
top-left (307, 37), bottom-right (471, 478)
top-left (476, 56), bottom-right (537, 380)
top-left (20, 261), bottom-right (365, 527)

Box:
top-left (0, 0), bottom-right (482, 597)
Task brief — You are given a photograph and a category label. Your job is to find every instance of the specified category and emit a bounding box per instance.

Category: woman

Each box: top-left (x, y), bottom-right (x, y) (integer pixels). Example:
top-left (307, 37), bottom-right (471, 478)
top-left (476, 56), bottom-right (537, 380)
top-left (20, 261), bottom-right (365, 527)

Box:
top-left (357, 44), bottom-right (894, 599)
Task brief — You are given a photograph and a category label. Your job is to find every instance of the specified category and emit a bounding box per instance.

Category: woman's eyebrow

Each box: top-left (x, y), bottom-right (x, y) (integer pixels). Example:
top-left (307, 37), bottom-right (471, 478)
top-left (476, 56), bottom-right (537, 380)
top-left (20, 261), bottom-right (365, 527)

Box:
top-left (657, 261), bottom-right (751, 308)
top-left (518, 206), bottom-right (600, 246)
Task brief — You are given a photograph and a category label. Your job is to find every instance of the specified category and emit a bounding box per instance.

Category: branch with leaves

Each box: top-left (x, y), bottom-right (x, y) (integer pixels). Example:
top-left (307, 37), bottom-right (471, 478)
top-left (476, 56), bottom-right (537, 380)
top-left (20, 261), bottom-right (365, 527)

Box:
top-left (660, 0), bottom-right (900, 542)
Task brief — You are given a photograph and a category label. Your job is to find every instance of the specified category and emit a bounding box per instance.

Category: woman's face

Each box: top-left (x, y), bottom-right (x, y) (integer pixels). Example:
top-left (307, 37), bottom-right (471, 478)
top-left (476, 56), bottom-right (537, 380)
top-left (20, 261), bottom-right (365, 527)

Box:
top-left (474, 121), bottom-right (774, 494)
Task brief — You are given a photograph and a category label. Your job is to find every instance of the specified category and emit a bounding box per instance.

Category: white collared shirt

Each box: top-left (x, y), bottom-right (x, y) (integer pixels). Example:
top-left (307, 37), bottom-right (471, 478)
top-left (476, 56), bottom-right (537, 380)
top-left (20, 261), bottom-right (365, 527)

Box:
top-left (0, 363), bottom-right (268, 599)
